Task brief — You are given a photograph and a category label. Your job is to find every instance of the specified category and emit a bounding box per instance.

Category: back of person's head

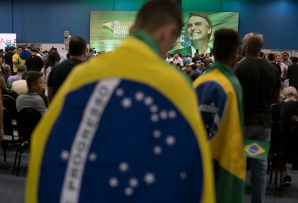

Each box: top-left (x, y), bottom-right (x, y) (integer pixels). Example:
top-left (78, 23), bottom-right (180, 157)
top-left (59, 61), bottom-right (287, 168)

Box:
top-left (17, 65), bottom-right (26, 73)
top-left (45, 51), bottom-right (61, 68)
top-left (9, 46), bottom-right (16, 52)
top-left (212, 29), bottom-right (239, 61)
top-left (292, 57), bottom-right (298, 63)
top-left (283, 86), bottom-right (298, 99)
top-left (69, 36), bottom-right (87, 56)
top-left (268, 53), bottom-right (275, 61)
top-left (3, 65), bottom-right (10, 74)
top-left (133, 0), bottom-right (183, 38)
top-left (17, 46), bottom-right (24, 51)
top-left (190, 63), bottom-right (196, 70)
top-left (190, 73), bottom-right (200, 82)
top-left (243, 33), bottom-right (263, 55)
top-left (21, 72), bottom-right (27, 80)
top-left (184, 65), bottom-right (192, 76)
top-left (26, 71), bottom-right (42, 89)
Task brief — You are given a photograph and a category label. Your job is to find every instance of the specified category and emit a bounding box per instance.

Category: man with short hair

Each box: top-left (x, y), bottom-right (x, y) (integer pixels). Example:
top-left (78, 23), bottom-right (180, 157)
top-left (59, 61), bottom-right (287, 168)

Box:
top-left (282, 52), bottom-right (292, 66)
top-left (4, 46), bottom-right (16, 74)
top-left (165, 53), bottom-right (173, 63)
top-left (7, 64), bottom-right (26, 88)
top-left (276, 55), bottom-right (288, 80)
top-left (234, 33), bottom-right (281, 203)
top-left (183, 54), bottom-right (191, 66)
top-left (2, 64), bottom-right (11, 84)
top-left (202, 53), bottom-right (213, 67)
top-left (182, 12), bottom-right (213, 55)
top-left (25, 47), bottom-right (44, 72)
top-left (194, 29), bottom-right (245, 203)
top-left (27, 1), bottom-right (215, 202)
top-left (47, 36), bottom-right (87, 103)
top-left (12, 46), bottom-right (23, 74)
top-left (16, 71), bottom-right (47, 116)
top-left (268, 53), bottom-right (282, 76)
top-left (173, 53), bottom-right (183, 67)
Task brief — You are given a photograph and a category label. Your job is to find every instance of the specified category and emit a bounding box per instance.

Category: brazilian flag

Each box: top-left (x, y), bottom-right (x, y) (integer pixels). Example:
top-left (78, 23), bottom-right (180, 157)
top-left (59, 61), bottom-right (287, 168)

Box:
top-left (19, 50), bottom-right (31, 64)
top-left (193, 61), bottom-right (246, 203)
top-left (26, 36), bottom-right (215, 203)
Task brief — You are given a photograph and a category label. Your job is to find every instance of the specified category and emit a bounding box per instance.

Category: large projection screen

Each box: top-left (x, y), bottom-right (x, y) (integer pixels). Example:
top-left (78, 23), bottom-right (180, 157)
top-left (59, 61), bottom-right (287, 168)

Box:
top-left (90, 11), bottom-right (239, 54)
top-left (0, 33), bottom-right (16, 51)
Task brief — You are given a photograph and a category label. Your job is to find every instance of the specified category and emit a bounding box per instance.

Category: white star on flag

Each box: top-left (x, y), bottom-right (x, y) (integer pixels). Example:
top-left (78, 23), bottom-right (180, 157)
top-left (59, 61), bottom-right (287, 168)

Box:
top-left (135, 92), bottom-right (144, 101)
top-left (119, 162), bottom-right (129, 172)
top-left (153, 130), bottom-right (161, 138)
top-left (143, 173), bottom-right (155, 185)
top-left (160, 110), bottom-right (168, 120)
top-left (144, 96), bottom-right (153, 106)
top-left (109, 177), bottom-right (119, 188)
top-left (60, 150), bottom-right (69, 161)
top-left (153, 146), bottom-right (162, 155)
top-left (165, 136), bottom-right (176, 146)
top-left (129, 178), bottom-right (139, 188)
top-left (121, 98), bottom-right (132, 109)
top-left (89, 153), bottom-right (97, 161)
top-left (150, 105), bottom-right (158, 113)
top-left (115, 88), bottom-right (124, 97)
top-left (151, 114), bottom-right (159, 122)
top-left (211, 102), bottom-right (215, 106)
top-left (168, 110), bottom-right (176, 119)
top-left (124, 187), bottom-right (133, 196)
top-left (180, 172), bottom-right (187, 179)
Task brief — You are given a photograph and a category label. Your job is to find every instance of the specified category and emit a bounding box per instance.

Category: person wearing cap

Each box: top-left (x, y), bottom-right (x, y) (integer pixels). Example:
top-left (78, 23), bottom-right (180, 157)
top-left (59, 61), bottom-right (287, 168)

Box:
top-left (25, 47), bottom-right (44, 72)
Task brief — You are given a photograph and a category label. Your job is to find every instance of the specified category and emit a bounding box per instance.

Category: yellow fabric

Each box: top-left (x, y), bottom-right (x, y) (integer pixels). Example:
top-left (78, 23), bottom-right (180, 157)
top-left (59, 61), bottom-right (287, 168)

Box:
top-left (12, 53), bottom-right (19, 73)
top-left (26, 37), bottom-right (215, 203)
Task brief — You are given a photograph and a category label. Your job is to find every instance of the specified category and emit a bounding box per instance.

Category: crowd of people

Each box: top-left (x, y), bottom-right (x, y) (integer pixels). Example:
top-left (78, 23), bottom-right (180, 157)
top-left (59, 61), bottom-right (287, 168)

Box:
top-left (0, 0), bottom-right (297, 203)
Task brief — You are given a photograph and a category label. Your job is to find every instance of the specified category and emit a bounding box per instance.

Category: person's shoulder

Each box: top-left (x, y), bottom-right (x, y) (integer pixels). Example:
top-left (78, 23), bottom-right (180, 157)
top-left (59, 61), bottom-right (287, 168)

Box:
top-left (282, 100), bottom-right (298, 109)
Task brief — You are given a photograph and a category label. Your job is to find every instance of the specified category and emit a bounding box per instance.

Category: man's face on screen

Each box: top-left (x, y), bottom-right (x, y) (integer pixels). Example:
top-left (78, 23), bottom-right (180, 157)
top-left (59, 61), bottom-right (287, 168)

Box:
top-left (187, 16), bottom-right (211, 42)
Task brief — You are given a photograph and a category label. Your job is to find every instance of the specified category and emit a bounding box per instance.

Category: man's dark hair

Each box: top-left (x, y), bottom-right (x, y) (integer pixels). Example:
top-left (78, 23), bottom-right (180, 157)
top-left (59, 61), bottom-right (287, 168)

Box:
top-left (45, 51), bottom-right (61, 69)
top-left (292, 57), bottom-right (298, 63)
top-left (190, 64), bottom-right (196, 70)
top-left (186, 12), bottom-right (213, 40)
top-left (17, 46), bottom-right (23, 51)
top-left (190, 73), bottom-right (200, 82)
top-left (268, 53), bottom-right (275, 61)
top-left (134, 0), bottom-right (183, 37)
top-left (26, 71), bottom-right (42, 89)
top-left (212, 29), bottom-right (239, 61)
top-left (69, 36), bottom-right (87, 56)
top-left (3, 65), bottom-right (10, 73)
top-left (21, 72), bottom-right (27, 80)
top-left (282, 52), bottom-right (289, 57)
top-left (9, 46), bottom-right (16, 52)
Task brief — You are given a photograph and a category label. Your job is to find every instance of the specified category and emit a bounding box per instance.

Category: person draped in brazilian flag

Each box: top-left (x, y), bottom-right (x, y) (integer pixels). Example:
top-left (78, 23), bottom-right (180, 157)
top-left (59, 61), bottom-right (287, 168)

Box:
top-left (26, 0), bottom-right (215, 203)
top-left (193, 29), bottom-right (246, 203)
